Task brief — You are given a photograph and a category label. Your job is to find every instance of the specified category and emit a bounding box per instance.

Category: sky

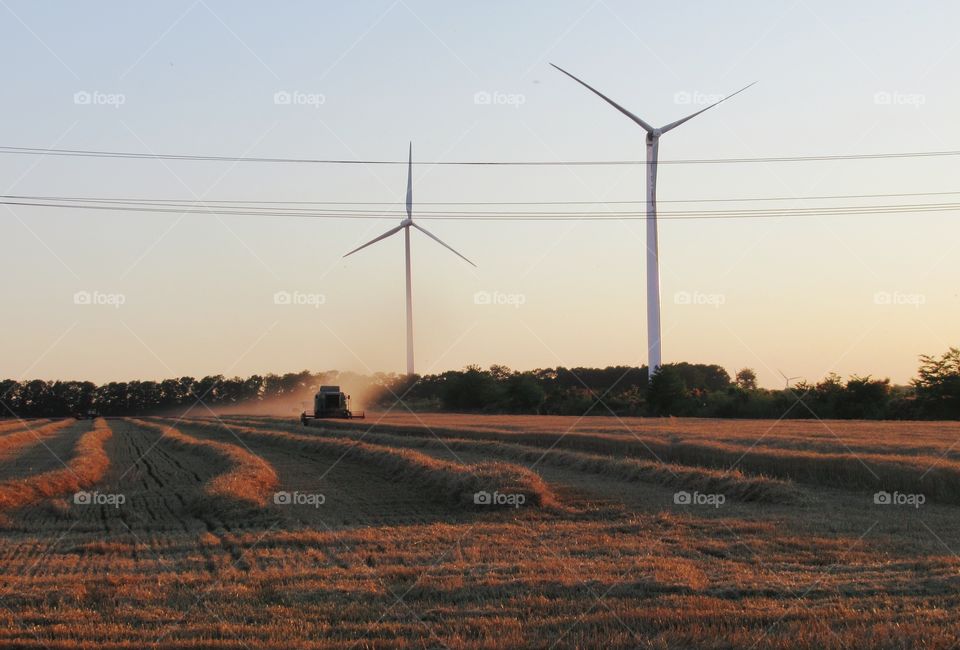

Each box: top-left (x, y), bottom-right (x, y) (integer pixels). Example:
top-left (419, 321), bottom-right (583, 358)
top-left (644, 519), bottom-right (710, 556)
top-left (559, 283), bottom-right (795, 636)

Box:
top-left (1, 0), bottom-right (958, 388)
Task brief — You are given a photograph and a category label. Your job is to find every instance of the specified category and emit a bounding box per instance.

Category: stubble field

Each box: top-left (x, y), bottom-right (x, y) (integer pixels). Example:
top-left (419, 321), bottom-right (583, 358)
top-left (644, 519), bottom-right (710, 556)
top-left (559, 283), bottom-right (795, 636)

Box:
top-left (0, 412), bottom-right (958, 648)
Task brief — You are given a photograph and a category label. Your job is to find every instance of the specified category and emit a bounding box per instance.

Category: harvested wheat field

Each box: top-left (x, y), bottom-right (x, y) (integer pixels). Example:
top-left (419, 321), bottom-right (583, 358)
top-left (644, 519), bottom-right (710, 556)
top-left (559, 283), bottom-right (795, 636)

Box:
top-left (0, 413), bottom-right (958, 649)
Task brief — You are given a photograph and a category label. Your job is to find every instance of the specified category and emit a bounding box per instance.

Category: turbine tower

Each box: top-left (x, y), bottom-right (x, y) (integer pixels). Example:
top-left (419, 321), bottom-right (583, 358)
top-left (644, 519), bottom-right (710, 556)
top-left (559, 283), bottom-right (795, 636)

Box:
top-left (343, 143), bottom-right (475, 375)
top-left (551, 64), bottom-right (754, 378)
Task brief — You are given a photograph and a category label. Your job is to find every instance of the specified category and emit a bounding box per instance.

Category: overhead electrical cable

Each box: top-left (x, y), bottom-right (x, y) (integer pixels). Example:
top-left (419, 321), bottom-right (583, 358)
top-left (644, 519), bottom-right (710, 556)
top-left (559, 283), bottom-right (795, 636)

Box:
top-left (7, 189), bottom-right (960, 206)
top-left (5, 197), bottom-right (960, 221)
top-left (4, 144), bottom-right (960, 166)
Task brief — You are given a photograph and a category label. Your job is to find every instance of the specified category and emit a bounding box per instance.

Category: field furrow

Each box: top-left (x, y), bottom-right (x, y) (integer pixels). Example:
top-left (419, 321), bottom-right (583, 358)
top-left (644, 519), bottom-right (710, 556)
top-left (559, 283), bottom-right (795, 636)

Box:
top-left (0, 419), bottom-right (109, 522)
top-left (282, 416), bottom-right (960, 504)
top-left (159, 417), bottom-right (558, 510)
top-left (0, 419), bottom-right (79, 466)
top-left (12, 419), bottom-right (273, 533)
top-left (221, 415), bottom-right (803, 504)
top-left (128, 418), bottom-right (279, 515)
top-left (0, 419), bottom-right (51, 435)
top-left (170, 418), bottom-right (467, 528)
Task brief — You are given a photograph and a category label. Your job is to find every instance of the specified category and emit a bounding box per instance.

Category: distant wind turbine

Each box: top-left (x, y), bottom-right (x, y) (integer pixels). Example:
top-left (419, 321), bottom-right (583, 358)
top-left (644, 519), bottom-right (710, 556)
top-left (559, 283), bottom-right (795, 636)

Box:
top-left (551, 63), bottom-right (755, 379)
top-left (777, 369), bottom-right (801, 389)
top-left (343, 143), bottom-right (475, 375)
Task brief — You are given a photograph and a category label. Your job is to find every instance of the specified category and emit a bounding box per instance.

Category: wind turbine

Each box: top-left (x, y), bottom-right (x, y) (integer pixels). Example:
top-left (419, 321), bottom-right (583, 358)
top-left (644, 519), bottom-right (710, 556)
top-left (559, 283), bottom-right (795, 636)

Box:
top-left (343, 143), bottom-right (475, 376)
top-left (777, 369), bottom-right (801, 390)
top-left (550, 64), bottom-right (755, 379)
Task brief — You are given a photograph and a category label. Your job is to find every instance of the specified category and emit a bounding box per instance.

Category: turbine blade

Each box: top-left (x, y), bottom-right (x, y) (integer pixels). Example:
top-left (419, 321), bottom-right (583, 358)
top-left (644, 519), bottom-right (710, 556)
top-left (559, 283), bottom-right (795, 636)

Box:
top-left (550, 63), bottom-right (655, 133)
top-left (406, 142), bottom-right (413, 220)
top-left (343, 224), bottom-right (405, 258)
top-left (411, 223), bottom-right (476, 267)
top-left (659, 81), bottom-right (757, 134)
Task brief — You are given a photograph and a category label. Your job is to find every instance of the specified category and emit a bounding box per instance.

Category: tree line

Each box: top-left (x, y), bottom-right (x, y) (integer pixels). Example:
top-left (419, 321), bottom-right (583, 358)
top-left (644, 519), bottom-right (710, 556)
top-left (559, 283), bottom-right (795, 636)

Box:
top-left (2, 347), bottom-right (958, 420)
top-left (0, 371), bottom-right (374, 418)
top-left (366, 348), bottom-right (959, 420)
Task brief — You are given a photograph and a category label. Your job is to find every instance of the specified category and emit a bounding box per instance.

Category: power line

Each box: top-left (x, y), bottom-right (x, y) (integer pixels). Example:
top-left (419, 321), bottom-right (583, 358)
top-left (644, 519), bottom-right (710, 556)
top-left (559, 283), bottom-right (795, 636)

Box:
top-left (6, 189), bottom-right (960, 206)
top-left (5, 198), bottom-right (960, 221)
top-left (4, 144), bottom-right (960, 166)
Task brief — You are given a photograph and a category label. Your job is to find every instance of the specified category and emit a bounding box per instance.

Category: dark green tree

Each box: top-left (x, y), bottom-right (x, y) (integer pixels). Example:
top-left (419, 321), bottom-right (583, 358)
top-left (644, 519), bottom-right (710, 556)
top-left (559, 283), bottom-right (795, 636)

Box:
top-left (646, 366), bottom-right (688, 416)
top-left (837, 375), bottom-right (890, 419)
top-left (503, 374), bottom-right (546, 413)
top-left (441, 366), bottom-right (503, 410)
top-left (914, 348), bottom-right (960, 419)
top-left (735, 368), bottom-right (758, 390)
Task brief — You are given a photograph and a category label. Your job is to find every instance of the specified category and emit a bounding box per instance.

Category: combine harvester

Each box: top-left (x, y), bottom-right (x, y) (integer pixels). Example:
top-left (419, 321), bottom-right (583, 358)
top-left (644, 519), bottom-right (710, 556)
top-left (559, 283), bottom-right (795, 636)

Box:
top-left (300, 385), bottom-right (364, 424)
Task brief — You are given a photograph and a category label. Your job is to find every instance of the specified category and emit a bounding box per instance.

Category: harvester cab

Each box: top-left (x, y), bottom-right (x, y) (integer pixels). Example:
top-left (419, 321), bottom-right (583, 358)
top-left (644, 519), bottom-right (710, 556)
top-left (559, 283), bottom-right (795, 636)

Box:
top-left (300, 385), bottom-right (364, 424)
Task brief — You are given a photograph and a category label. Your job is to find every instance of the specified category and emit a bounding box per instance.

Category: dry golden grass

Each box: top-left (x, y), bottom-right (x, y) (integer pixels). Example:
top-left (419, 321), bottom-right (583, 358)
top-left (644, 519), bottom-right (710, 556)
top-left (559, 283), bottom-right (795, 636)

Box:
top-left (128, 418), bottom-right (279, 510)
top-left (1, 513), bottom-right (958, 649)
top-left (0, 415), bottom-right (958, 648)
top-left (0, 418), bottom-right (51, 434)
top-left (0, 418), bottom-right (75, 460)
top-left (283, 413), bottom-right (960, 504)
top-left (0, 418), bottom-right (111, 514)
top-left (224, 415), bottom-right (802, 504)
top-left (166, 417), bottom-right (558, 509)
top-left (309, 412), bottom-right (960, 451)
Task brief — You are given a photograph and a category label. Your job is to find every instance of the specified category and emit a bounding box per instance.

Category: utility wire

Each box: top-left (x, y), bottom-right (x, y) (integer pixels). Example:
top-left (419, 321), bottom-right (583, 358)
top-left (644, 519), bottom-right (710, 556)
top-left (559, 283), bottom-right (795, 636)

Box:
top-left (4, 144), bottom-right (960, 166)
top-left (7, 189), bottom-right (960, 206)
top-left (5, 198), bottom-right (960, 221)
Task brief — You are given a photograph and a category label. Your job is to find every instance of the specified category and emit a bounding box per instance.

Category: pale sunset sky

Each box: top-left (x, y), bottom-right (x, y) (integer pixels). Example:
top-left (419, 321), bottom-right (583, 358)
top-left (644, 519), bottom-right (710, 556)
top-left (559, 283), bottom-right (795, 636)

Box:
top-left (2, 1), bottom-right (958, 387)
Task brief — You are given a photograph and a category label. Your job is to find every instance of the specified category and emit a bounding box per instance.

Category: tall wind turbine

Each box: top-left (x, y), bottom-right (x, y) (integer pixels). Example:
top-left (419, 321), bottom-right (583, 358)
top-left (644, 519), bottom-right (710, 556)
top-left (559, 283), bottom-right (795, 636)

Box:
top-left (343, 143), bottom-right (475, 375)
top-left (551, 64), bottom-right (754, 379)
